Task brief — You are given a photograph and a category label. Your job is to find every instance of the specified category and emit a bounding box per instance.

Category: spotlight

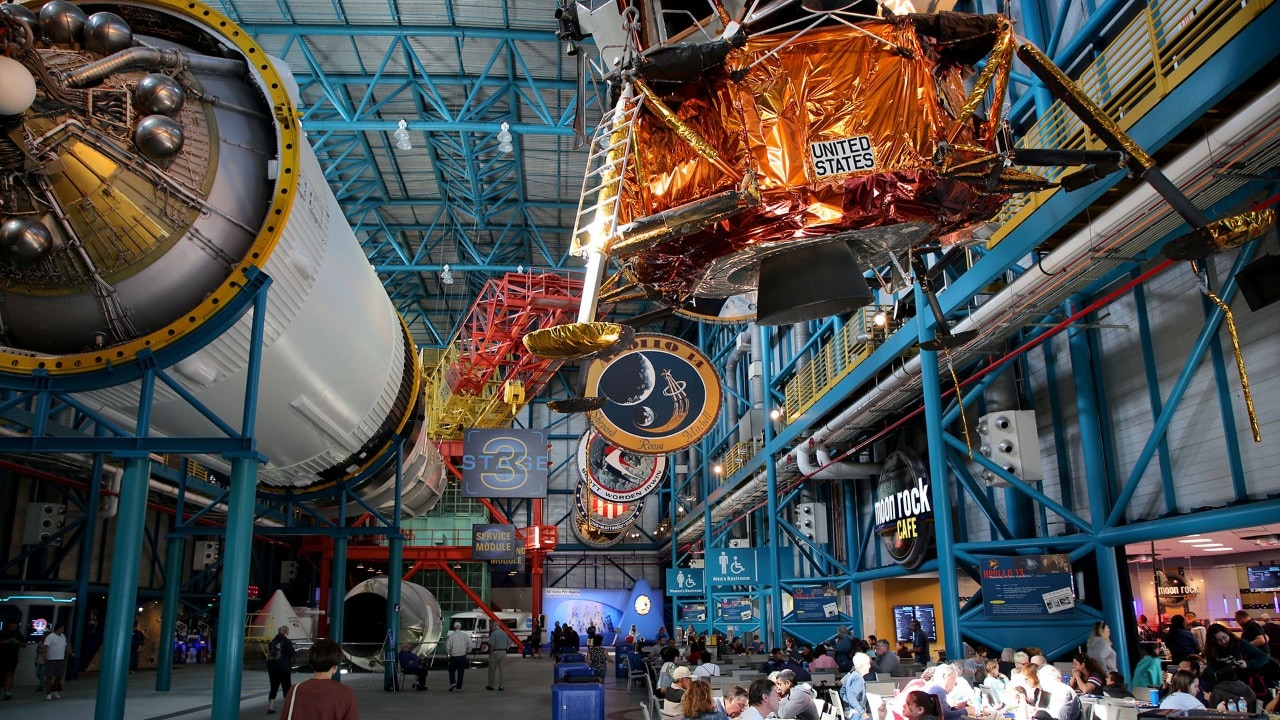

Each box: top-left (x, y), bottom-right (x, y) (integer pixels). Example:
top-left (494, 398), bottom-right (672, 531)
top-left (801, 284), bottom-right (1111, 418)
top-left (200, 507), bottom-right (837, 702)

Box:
top-left (713, 464), bottom-right (722, 475)
top-left (769, 408), bottom-right (782, 421)
top-left (873, 310), bottom-right (887, 326)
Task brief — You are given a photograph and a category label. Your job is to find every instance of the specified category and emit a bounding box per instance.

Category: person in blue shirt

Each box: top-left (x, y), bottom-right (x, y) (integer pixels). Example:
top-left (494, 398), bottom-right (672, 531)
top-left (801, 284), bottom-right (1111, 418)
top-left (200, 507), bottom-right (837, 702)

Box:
top-left (841, 653), bottom-right (872, 720)
top-left (1131, 643), bottom-right (1163, 691)
top-left (399, 643), bottom-right (427, 691)
top-left (1158, 670), bottom-right (1206, 711)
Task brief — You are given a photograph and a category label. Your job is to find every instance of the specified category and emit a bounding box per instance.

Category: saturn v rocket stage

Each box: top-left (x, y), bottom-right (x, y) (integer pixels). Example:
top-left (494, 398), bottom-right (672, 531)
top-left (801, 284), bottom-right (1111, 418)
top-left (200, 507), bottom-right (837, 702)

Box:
top-left (0, 0), bottom-right (445, 513)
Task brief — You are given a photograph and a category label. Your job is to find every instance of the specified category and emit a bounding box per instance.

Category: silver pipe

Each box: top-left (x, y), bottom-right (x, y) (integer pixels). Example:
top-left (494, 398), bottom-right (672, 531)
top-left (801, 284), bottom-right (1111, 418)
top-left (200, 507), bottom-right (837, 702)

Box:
top-left (63, 47), bottom-right (246, 88)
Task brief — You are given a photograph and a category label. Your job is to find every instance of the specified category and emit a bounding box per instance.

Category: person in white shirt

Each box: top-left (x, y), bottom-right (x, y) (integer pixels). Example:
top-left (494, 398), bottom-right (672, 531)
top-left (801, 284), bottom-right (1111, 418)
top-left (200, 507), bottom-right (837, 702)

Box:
top-left (693, 659), bottom-right (722, 677)
top-left (1036, 663), bottom-right (1082, 720)
top-left (740, 677), bottom-right (781, 720)
top-left (946, 663), bottom-right (977, 712)
top-left (1158, 670), bottom-right (1206, 712)
top-left (42, 623), bottom-right (68, 700)
top-left (445, 622), bottom-right (470, 691)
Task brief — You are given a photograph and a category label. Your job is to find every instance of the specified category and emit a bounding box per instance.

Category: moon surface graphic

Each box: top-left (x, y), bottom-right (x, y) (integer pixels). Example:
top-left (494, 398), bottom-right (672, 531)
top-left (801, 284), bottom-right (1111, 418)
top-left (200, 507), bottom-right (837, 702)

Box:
top-left (606, 352), bottom-right (656, 406)
top-left (635, 406), bottom-right (656, 427)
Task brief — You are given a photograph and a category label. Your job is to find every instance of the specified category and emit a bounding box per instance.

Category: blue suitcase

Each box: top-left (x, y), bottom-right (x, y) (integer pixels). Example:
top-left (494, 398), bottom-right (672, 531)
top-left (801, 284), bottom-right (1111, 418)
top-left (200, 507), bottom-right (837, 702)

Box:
top-left (552, 681), bottom-right (604, 720)
top-left (559, 652), bottom-right (586, 663)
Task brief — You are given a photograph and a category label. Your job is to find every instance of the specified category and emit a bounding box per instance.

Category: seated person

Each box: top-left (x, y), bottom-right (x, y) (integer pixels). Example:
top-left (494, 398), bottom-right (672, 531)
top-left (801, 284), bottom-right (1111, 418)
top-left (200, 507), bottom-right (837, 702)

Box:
top-left (1101, 672), bottom-right (1133, 699)
top-left (1206, 666), bottom-right (1255, 712)
top-left (761, 648), bottom-right (788, 674)
top-left (1069, 654), bottom-right (1105, 696)
top-left (398, 643), bottom-right (427, 690)
top-left (692, 658), bottom-right (722, 677)
top-left (667, 666), bottom-right (694, 704)
top-left (773, 670), bottom-right (819, 720)
top-left (809, 644), bottom-right (838, 671)
top-left (1158, 670), bottom-right (1205, 712)
top-left (783, 656), bottom-right (813, 682)
top-left (1130, 644), bottom-right (1162, 690)
top-left (1035, 664), bottom-right (1081, 720)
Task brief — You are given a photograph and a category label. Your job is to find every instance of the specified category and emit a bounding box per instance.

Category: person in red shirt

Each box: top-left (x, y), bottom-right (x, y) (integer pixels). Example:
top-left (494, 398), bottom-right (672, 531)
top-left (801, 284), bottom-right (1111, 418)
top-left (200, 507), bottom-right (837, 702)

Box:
top-left (279, 638), bottom-right (359, 720)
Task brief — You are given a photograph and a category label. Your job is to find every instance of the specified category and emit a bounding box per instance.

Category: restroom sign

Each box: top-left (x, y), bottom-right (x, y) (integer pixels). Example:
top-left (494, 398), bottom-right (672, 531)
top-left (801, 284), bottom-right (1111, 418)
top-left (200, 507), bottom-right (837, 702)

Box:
top-left (708, 548), bottom-right (761, 585)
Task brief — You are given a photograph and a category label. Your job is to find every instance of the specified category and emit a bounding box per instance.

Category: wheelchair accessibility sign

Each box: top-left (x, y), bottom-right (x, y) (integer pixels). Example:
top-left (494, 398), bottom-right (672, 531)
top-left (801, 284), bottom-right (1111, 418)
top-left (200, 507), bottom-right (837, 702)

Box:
top-left (666, 568), bottom-right (704, 596)
top-left (708, 548), bottom-right (761, 585)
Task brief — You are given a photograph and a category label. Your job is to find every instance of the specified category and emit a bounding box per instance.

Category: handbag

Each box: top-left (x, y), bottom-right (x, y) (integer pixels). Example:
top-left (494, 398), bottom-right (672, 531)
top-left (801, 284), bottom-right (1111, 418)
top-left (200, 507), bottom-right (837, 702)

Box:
top-left (285, 679), bottom-right (308, 720)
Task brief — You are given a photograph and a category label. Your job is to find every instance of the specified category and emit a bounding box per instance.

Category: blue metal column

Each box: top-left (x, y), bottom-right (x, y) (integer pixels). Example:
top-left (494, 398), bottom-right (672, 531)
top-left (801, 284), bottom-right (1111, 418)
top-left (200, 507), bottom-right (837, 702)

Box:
top-left (384, 446), bottom-right (404, 690)
top-left (759, 323), bottom-right (783, 648)
top-left (332, 531), bottom-right (348, 647)
top-left (157, 534), bottom-right (184, 691)
top-left (1066, 297), bottom-right (1129, 677)
top-left (210, 457), bottom-right (260, 719)
top-left (916, 283), bottom-right (961, 660)
top-left (843, 485), bottom-right (863, 635)
top-left (71, 454), bottom-right (104, 665)
top-left (94, 455), bottom-right (152, 720)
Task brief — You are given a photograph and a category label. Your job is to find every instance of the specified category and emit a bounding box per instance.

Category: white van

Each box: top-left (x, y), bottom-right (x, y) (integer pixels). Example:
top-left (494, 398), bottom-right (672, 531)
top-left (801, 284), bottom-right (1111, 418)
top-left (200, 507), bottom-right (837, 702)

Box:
top-left (449, 609), bottom-right (532, 654)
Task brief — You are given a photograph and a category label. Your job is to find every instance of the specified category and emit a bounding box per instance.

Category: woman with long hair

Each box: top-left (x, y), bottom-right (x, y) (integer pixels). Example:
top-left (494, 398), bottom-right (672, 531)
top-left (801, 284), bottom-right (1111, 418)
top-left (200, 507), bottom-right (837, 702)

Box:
top-left (681, 678), bottom-right (729, 720)
top-left (1086, 622), bottom-right (1117, 674)
top-left (903, 690), bottom-right (943, 720)
top-left (1070, 654), bottom-right (1106, 695)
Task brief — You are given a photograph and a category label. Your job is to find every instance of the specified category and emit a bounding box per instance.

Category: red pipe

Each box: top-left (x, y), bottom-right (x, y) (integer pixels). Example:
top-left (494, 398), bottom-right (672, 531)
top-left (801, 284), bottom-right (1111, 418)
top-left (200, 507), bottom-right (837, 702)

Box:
top-left (438, 562), bottom-right (523, 648)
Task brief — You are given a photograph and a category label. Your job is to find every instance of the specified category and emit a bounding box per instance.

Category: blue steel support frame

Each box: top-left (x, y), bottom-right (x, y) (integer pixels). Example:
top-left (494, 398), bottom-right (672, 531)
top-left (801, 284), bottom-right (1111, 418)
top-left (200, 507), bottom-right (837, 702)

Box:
top-left (210, 457), bottom-right (260, 720)
top-left (916, 283), bottom-right (962, 661)
top-left (384, 443), bottom-right (405, 690)
top-left (95, 456), bottom-right (152, 719)
top-left (157, 535), bottom-right (184, 691)
top-left (71, 454), bottom-right (103, 665)
top-left (1066, 296), bottom-right (1131, 677)
top-left (760, 323), bottom-right (784, 648)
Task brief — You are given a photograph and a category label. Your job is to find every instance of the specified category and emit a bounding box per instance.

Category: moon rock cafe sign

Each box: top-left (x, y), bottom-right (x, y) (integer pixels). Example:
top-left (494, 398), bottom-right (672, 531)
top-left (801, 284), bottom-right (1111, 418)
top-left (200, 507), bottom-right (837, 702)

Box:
top-left (584, 334), bottom-right (720, 454)
top-left (875, 449), bottom-right (934, 570)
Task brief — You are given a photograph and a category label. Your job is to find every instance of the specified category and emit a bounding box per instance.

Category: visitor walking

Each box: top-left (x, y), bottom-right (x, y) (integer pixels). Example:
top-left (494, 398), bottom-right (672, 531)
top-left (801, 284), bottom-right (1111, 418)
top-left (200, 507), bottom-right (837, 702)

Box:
top-left (446, 621), bottom-right (469, 691)
top-left (486, 622), bottom-right (512, 690)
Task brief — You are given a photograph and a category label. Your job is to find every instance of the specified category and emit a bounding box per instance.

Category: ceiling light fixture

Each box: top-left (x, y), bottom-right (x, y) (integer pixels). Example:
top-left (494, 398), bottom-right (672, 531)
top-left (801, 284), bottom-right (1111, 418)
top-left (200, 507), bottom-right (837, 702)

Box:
top-left (393, 119), bottom-right (412, 151)
top-left (498, 122), bottom-right (513, 153)
top-left (1204, 547), bottom-right (1235, 552)
top-left (440, 264), bottom-right (454, 285)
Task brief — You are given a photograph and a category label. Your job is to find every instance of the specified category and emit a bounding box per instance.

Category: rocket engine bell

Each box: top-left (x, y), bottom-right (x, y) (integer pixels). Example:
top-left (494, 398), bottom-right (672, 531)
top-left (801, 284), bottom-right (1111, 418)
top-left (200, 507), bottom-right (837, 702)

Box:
top-left (0, 0), bottom-right (445, 513)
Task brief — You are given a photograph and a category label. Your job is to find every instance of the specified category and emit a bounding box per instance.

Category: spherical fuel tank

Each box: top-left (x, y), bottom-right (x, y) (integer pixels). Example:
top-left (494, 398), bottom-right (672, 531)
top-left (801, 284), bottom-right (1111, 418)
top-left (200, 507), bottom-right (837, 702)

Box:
top-left (0, 0), bottom-right (444, 511)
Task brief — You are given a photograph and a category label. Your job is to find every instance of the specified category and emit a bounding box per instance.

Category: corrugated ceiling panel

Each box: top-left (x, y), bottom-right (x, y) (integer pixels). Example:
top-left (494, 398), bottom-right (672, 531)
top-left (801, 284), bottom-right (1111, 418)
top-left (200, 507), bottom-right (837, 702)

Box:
top-left (336, 0), bottom-right (396, 24)
top-left (213, 0), bottom-right (289, 23)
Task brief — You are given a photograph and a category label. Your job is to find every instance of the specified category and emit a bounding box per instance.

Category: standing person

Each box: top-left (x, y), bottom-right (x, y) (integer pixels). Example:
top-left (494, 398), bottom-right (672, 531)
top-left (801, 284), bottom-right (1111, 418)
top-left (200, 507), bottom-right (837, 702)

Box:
top-left (587, 635), bottom-right (609, 679)
top-left (445, 621), bottom-right (469, 691)
top-left (485, 622), bottom-right (512, 690)
top-left (279, 638), bottom-right (359, 720)
top-left (1260, 613), bottom-right (1280, 658)
top-left (33, 637), bottom-right (45, 691)
top-left (1086, 622), bottom-right (1117, 674)
top-left (587, 621), bottom-right (597, 642)
top-left (42, 622), bottom-right (68, 700)
top-left (551, 621), bottom-right (563, 660)
top-left (1235, 610), bottom-right (1269, 653)
top-left (530, 617), bottom-right (543, 659)
top-left (398, 643), bottom-right (427, 691)
top-left (0, 622), bottom-right (24, 700)
top-left (130, 624), bottom-right (145, 673)
top-left (833, 626), bottom-right (854, 672)
top-left (266, 625), bottom-right (296, 713)
top-left (910, 620), bottom-right (930, 666)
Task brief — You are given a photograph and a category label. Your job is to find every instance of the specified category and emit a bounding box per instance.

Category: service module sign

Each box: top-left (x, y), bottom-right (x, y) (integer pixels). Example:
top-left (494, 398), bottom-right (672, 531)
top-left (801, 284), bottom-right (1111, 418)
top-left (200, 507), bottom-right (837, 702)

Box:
top-left (980, 554), bottom-right (1076, 617)
top-left (471, 523), bottom-right (519, 560)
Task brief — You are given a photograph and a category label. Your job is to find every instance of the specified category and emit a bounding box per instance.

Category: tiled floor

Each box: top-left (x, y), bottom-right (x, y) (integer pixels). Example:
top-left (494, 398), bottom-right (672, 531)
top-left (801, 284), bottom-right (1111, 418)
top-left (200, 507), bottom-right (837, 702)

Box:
top-left (0, 654), bottom-right (647, 720)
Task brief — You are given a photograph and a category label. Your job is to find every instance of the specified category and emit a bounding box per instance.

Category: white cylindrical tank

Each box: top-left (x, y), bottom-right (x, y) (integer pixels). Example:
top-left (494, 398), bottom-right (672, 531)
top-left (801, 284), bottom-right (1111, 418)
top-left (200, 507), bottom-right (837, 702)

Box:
top-left (0, 0), bottom-right (444, 512)
top-left (342, 577), bottom-right (443, 671)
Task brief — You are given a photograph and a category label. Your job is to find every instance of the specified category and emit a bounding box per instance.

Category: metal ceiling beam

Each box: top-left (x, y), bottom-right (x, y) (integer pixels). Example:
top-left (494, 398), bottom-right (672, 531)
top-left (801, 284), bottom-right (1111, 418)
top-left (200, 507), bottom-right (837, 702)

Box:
top-left (241, 24), bottom-right (559, 41)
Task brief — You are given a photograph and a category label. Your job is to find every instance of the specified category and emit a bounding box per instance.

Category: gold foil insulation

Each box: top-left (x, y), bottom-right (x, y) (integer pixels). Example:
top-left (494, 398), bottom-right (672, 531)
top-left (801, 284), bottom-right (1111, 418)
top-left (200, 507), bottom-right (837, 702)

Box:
top-left (522, 321), bottom-right (628, 359)
top-left (615, 19), bottom-right (1010, 302)
top-left (1162, 209), bottom-right (1277, 261)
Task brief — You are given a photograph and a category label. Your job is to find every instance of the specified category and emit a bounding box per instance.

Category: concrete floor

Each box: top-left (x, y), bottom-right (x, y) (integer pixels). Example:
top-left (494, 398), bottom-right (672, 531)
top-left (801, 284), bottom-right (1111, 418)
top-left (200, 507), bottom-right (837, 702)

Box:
top-left (0, 654), bottom-right (646, 720)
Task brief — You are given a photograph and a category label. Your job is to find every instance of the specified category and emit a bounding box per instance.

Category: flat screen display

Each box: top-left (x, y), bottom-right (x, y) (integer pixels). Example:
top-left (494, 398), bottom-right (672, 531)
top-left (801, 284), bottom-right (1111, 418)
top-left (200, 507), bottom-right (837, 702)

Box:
top-left (1246, 565), bottom-right (1280, 592)
top-left (893, 604), bottom-right (938, 642)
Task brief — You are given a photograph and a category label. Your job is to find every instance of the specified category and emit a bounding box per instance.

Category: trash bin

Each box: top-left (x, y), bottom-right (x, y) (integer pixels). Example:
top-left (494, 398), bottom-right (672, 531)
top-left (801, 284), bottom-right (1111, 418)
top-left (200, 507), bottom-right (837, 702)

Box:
top-left (553, 681), bottom-right (604, 720)
top-left (614, 643), bottom-right (635, 678)
top-left (555, 661), bottom-right (593, 682)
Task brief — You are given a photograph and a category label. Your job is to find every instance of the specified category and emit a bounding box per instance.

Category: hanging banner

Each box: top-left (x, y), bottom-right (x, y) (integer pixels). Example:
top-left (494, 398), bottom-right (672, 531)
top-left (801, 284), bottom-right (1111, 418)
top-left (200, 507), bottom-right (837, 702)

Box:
top-left (980, 554), bottom-right (1075, 617)
top-left (460, 429), bottom-right (549, 498)
top-left (717, 597), bottom-right (754, 622)
top-left (584, 334), bottom-right (721, 454)
top-left (792, 585), bottom-right (840, 621)
top-left (680, 602), bottom-right (707, 623)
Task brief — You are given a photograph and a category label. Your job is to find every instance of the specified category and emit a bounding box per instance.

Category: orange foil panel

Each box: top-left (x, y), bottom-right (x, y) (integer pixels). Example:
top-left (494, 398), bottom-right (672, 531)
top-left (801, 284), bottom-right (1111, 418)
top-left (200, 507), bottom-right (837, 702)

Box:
top-left (621, 18), bottom-right (1008, 302)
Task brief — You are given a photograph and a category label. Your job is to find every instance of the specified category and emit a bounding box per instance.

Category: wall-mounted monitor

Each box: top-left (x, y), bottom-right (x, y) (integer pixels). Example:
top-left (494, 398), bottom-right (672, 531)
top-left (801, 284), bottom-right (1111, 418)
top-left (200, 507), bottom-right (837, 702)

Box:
top-left (892, 604), bottom-right (938, 642)
top-left (1246, 565), bottom-right (1280, 592)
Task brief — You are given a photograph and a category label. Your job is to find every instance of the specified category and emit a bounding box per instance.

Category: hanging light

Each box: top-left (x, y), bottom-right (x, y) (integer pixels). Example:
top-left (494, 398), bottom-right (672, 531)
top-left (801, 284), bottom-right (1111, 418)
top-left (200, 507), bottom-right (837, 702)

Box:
top-left (497, 121), bottom-right (513, 153)
top-left (440, 264), bottom-right (454, 285)
top-left (393, 119), bottom-right (412, 151)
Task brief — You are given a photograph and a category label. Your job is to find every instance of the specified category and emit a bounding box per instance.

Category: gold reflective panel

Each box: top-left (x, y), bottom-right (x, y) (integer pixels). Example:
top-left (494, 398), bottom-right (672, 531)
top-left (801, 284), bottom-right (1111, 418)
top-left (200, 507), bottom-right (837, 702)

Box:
top-left (522, 321), bottom-right (629, 359)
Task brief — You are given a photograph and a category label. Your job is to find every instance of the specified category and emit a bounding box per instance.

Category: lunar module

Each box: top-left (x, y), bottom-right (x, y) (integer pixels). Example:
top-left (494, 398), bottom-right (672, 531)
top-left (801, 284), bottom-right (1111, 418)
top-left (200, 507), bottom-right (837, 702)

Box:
top-left (524, 0), bottom-right (1274, 361)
